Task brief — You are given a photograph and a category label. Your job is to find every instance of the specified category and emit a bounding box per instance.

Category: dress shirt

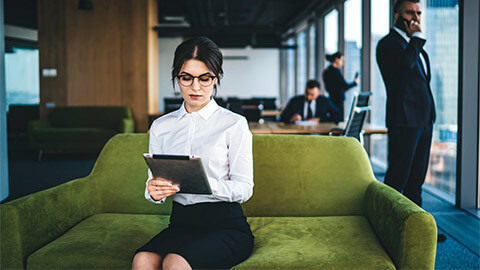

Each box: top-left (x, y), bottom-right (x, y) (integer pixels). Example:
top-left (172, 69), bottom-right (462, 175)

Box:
top-left (303, 99), bottom-right (316, 119)
top-left (393, 27), bottom-right (428, 77)
top-left (144, 99), bottom-right (254, 206)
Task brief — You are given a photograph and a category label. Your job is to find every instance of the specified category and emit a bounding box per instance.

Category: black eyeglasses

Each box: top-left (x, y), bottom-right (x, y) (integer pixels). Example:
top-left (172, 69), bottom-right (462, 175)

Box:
top-left (177, 74), bottom-right (216, 87)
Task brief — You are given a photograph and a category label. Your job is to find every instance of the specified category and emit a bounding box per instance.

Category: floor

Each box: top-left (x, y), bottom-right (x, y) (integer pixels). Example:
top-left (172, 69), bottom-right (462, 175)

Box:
top-left (3, 135), bottom-right (480, 269)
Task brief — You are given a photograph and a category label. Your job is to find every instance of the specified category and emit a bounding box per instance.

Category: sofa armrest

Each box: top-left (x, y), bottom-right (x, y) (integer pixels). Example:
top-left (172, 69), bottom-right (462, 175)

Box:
top-left (119, 118), bottom-right (135, 133)
top-left (365, 181), bottom-right (437, 269)
top-left (0, 177), bottom-right (99, 269)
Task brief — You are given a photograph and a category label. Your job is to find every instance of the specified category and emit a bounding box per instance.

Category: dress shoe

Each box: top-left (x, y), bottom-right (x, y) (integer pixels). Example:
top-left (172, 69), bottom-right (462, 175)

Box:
top-left (437, 233), bottom-right (447, 242)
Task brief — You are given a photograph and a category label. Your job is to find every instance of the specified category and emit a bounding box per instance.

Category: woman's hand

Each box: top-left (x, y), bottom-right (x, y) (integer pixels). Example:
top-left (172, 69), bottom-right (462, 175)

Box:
top-left (147, 178), bottom-right (180, 201)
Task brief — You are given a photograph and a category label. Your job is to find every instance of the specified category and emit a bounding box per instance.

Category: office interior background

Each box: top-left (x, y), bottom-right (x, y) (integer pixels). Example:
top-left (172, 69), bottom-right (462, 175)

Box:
top-left (0, 0), bottom-right (479, 268)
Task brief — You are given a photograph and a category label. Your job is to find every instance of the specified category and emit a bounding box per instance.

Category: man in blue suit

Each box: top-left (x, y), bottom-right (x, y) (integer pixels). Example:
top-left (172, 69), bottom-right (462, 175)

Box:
top-left (280, 80), bottom-right (340, 123)
top-left (376, 0), bottom-right (436, 208)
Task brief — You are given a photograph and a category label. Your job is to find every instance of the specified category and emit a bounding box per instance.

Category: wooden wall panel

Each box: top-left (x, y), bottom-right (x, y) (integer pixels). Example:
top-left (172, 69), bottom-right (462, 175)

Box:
top-left (38, 0), bottom-right (158, 132)
top-left (65, 0), bottom-right (123, 106)
top-left (38, 0), bottom-right (67, 118)
top-left (147, 0), bottom-right (159, 115)
top-left (120, 0), bottom-right (148, 132)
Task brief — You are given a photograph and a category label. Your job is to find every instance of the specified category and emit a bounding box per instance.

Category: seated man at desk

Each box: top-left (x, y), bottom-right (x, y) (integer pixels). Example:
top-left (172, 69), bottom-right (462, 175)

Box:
top-left (280, 80), bottom-right (340, 123)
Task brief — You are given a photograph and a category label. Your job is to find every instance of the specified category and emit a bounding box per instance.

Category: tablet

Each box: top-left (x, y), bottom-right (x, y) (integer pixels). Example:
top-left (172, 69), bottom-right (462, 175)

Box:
top-left (143, 154), bottom-right (212, 195)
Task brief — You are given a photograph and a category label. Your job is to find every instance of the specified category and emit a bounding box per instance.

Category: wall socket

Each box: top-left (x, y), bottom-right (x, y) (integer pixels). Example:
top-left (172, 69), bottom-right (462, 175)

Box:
top-left (42, 68), bottom-right (57, 77)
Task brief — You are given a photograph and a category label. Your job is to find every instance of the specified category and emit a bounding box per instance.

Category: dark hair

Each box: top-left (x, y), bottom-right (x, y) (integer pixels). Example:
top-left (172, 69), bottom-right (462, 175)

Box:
top-left (171, 37), bottom-right (223, 95)
top-left (306, 80), bottom-right (321, 90)
top-left (325, 52), bottom-right (343, 63)
top-left (393, 0), bottom-right (420, 13)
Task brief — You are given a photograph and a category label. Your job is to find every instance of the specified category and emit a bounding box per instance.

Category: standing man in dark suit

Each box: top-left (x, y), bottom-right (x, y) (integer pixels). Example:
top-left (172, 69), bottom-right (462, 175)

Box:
top-left (377, 0), bottom-right (438, 212)
top-left (280, 80), bottom-right (340, 123)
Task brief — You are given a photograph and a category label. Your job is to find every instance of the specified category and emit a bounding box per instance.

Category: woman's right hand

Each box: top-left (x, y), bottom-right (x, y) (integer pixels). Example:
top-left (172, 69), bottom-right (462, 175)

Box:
top-left (147, 178), bottom-right (180, 201)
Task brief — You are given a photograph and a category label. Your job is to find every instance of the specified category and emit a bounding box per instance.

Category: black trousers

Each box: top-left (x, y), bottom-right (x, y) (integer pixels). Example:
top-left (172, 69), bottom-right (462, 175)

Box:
top-left (384, 125), bottom-right (433, 207)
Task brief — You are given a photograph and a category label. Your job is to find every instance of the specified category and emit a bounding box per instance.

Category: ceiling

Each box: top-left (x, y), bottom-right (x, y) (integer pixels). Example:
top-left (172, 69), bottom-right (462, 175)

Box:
top-left (3, 0), bottom-right (335, 48)
top-left (156, 0), bottom-right (332, 48)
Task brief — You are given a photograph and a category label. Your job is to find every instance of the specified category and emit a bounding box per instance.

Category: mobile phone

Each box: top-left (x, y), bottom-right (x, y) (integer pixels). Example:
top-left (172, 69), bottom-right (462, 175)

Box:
top-left (354, 72), bottom-right (359, 79)
top-left (394, 16), bottom-right (411, 32)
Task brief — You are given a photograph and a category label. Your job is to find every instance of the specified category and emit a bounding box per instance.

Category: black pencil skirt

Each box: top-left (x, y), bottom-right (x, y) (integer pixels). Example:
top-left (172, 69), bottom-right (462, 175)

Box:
top-left (136, 201), bottom-right (254, 269)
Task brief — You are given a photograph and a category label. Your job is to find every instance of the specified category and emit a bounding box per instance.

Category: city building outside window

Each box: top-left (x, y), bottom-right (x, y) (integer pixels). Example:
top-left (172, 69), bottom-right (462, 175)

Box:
top-left (324, 9), bottom-right (338, 68)
top-left (308, 24), bottom-right (317, 80)
top-left (286, 37), bottom-right (296, 100)
top-left (296, 30), bottom-right (307, 95)
top-left (344, 0), bottom-right (362, 121)
top-left (370, 0), bottom-right (390, 173)
top-left (422, 0), bottom-right (459, 196)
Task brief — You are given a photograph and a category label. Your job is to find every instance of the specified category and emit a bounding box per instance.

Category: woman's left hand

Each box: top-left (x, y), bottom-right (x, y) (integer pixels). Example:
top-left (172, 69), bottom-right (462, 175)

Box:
top-left (147, 178), bottom-right (180, 201)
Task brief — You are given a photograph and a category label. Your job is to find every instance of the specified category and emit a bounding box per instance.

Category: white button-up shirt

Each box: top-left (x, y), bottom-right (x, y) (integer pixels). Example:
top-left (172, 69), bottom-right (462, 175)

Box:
top-left (145, 99), bottom-right (254, 205)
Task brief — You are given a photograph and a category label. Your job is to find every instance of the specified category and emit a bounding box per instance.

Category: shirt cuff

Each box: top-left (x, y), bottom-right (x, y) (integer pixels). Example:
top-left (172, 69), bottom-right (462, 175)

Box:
top-left (412, 31), bottom-right (426, 40)
top-left (144, 188), bottom-right (166, 204)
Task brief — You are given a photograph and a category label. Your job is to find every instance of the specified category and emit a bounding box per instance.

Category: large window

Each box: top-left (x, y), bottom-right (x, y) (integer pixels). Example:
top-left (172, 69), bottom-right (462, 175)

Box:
top-left (308, 24), bottom-right (317, 79)
top-left (5, 47), bottom-right (39, 109)
top-left (286, 37), bottom-right (296, 101)
top-left (370, 0), bottom-right (390, 171)
top-left (324, 9), bottom-right (338, 68)
top-left (422, 0), bottom-right (459, 195)
top-left (296, 30), bottom-right (307, 94)
top-left (343, 0), bottom-right (361, 121)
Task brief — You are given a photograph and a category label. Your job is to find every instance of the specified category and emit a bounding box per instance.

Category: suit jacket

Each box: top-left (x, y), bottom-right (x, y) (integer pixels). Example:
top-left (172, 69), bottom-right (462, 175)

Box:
top-left (280, 95), bottom-right (340, 123)
top-left (376, 29), bottom-right (436, 127)
top-left (322, 65), bottom-right (357, 109)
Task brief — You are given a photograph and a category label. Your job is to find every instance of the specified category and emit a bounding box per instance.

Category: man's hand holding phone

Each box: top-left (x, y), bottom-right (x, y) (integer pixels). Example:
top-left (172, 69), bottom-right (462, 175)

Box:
top-left (396, 16), bottom-right (422, 37)
top-left (405, 20), bottom-right (422, 37)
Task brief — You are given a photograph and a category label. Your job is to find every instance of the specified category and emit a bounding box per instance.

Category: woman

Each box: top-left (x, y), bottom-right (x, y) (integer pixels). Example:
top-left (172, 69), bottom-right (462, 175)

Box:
top-left (322, 52), bottom-right (359, 121)
top-left (132, 37), bottom-right (254, 270)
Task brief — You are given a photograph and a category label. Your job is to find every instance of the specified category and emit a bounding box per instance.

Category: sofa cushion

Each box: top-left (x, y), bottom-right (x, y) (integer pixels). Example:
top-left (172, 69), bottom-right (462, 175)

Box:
top-left (27, 213), bottom-right (170, 269)
top-left (244, 135), bottom-right (375, 217)
top-left (236, 216), bottom-right (395, 269)
top-left (33, 128), bottom-right (117, 143)
top-left (27, 214), bottom-right (394, 269)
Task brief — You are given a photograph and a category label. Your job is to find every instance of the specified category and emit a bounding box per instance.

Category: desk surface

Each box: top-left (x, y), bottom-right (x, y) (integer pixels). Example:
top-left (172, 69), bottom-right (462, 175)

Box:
top-left (248, 122), bottom-right (387, 135)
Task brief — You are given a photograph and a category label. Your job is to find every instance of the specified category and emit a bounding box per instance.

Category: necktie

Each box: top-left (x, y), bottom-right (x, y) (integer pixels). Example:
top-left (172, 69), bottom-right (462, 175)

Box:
top-left (307, 101), bottom-right (313, 119)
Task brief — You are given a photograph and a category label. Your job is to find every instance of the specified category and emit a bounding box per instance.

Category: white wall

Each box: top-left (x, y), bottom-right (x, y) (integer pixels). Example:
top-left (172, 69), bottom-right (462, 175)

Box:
top-left (158, 37), bottom-right (184, 112)
top-left (219, 47), bottom-right (279, 99)
top-left (157, 38), bottom-right (280, 112)
top-left (1, 0), bottom-right (9, 201)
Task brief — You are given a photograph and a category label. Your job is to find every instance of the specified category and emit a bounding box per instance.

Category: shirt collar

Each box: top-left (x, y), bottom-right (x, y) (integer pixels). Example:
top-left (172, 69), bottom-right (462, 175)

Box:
top-left (393, 27), bottom-right (410, 42)
top-left (176, 99), bottom-right (218, 121)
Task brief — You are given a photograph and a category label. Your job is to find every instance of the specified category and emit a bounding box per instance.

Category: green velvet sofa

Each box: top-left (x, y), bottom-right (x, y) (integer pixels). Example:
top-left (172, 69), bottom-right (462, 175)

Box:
top-left (27, 106), bottom-right (134, 156)
top-left (1, 134), bottom-right (437, 269)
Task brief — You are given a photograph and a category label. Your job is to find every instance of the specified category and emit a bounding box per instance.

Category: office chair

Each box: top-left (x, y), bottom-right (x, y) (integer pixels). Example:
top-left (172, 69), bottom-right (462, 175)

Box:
top-left (329, 92), bottom-right (372, 144)
top-left (164, 97), bottom-right (183, 113)
top-left (226, 97), bottom-right (263, 122)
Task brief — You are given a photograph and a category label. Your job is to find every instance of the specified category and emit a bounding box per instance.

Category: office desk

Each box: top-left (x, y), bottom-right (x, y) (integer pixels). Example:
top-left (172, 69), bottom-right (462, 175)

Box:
top-left (261, 110), bottom-right (282, 118)
top-left (249, 122), bottom-right (387, 135)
